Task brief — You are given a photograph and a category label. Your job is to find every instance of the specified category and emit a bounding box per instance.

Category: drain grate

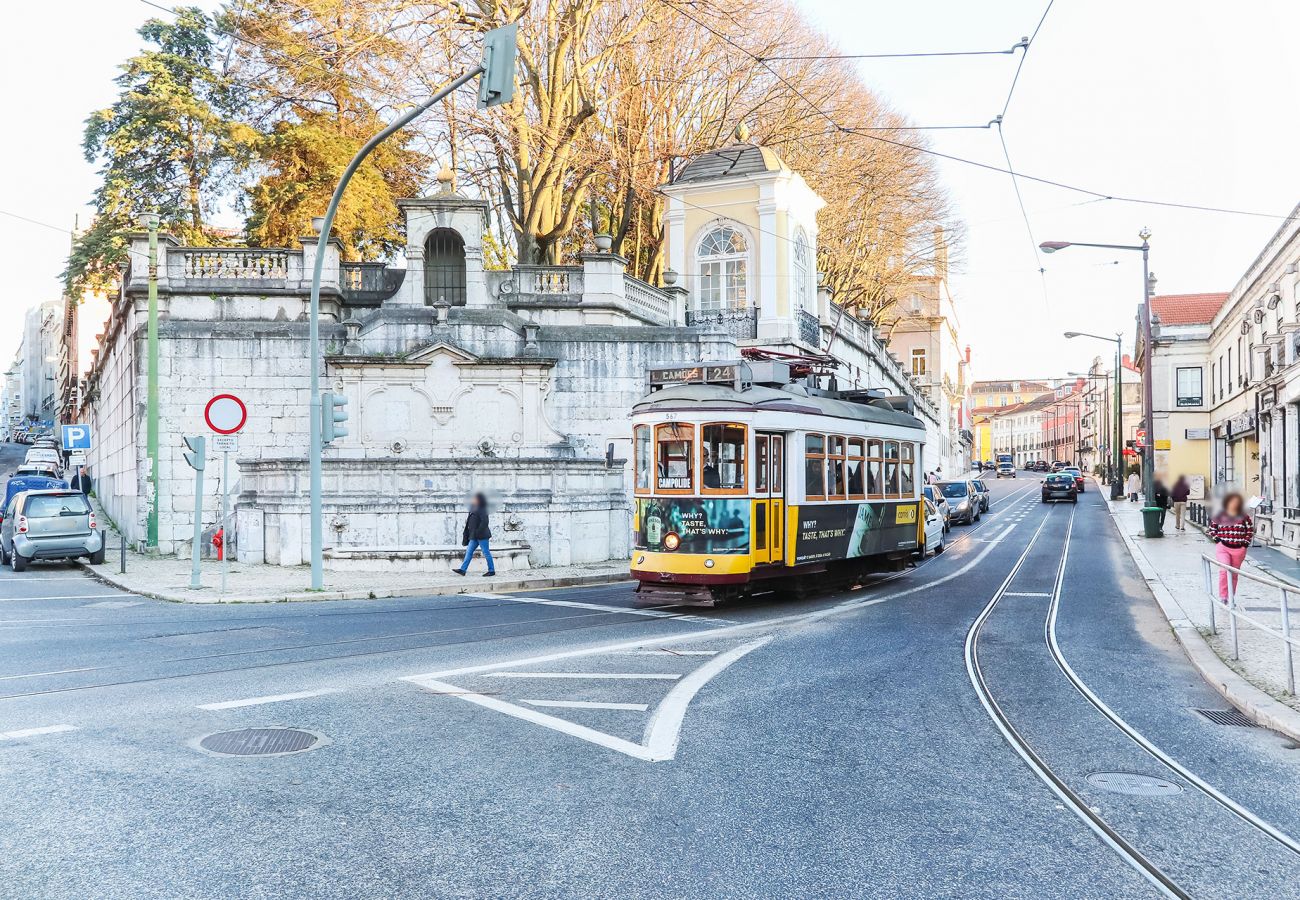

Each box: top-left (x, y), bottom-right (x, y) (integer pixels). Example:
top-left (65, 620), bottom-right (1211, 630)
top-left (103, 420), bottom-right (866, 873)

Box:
top-left (1194, 708), bottom-right (1258, 728)
top-left (1086, 772), bottom-right (1183, 797)
top-left (197, 727), bottom-right (323, 757)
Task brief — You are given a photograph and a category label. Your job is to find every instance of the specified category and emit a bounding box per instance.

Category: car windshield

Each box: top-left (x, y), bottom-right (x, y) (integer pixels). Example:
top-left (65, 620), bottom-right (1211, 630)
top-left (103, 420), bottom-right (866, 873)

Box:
top-left (938, 482), bottom-right (968, 499)
top-left (973, 481), bottom-right (987, 490)
top-left (922, 486), bottom-right (935, 500)
top-left (23, 495), bottom-right (90, 517)
top-left (1047, 474), bottom-right (1073, 483)
top-left (1063, 468), bottom-right (1081, 475)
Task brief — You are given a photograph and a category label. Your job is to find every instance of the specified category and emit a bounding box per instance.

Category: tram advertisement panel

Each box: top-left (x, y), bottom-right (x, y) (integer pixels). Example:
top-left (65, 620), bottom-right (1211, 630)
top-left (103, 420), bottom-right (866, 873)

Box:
top-left (634, 498), bottom-right (750, 554)
top-left (794, 502), bottom-right (919, 563)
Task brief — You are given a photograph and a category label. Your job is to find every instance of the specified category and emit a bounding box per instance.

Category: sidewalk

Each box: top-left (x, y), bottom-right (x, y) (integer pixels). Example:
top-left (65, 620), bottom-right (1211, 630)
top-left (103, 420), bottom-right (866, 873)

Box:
top-left (1104, 486), bottom-right (1300, 741)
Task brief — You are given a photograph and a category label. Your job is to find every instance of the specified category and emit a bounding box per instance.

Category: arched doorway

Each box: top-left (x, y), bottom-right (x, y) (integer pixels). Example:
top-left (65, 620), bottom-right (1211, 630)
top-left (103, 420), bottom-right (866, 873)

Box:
top-left (424, 228), bottom-right (466, 306)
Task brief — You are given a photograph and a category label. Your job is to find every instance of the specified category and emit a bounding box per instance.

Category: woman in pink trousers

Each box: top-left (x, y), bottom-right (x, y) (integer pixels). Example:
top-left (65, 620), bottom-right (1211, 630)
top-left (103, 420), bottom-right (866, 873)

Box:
top-left (1208, 493), bottom-right (1254, 603)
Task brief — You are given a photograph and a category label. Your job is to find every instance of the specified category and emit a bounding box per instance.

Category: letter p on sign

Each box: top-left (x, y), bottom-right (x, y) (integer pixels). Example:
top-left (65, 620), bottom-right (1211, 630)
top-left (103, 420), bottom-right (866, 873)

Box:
top-left (62, 424), bottom-right (93, 451)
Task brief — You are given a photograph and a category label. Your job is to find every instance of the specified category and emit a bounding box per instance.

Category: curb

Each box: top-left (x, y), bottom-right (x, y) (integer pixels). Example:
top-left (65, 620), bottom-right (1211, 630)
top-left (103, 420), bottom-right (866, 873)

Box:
top-left (76, 561), bottom-right (630, 604)
top-left (1104, 505), bottom-right (1300, 744)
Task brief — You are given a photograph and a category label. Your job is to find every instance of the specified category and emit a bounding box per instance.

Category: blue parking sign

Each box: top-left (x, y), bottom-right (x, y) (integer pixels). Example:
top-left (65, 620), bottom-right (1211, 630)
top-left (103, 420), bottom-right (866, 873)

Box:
top-left (62, 424), bottom-right (93, 451)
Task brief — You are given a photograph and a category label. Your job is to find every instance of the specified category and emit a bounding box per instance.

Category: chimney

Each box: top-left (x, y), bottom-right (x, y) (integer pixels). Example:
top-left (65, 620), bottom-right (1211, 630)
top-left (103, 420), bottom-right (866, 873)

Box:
top-left (933, 226), bottom-right (949, 283)
top-left (965, 344), bottom-right (971, 364)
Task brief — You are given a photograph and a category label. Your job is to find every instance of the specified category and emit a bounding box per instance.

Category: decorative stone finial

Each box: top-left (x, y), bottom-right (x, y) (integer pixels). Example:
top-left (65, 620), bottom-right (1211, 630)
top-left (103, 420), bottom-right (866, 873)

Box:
top-left (436, 164), bottom-right (455, 194)
top-left (734, 122), bottom-right (751, 143)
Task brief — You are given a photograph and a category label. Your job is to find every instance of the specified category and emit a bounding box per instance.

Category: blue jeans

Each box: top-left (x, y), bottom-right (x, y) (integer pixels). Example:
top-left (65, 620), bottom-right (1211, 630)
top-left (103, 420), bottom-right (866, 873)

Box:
top-left (460, 539), bottom-right (494, 573)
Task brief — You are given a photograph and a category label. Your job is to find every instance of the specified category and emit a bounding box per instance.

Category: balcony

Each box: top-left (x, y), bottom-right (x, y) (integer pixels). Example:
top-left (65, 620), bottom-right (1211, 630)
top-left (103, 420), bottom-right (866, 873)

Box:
top-left (687, 306), bottom-right (757, 340)
top-left (172, 249), bottom-right (291, 288)
top-left (341, 263), bottom-right (405, 305)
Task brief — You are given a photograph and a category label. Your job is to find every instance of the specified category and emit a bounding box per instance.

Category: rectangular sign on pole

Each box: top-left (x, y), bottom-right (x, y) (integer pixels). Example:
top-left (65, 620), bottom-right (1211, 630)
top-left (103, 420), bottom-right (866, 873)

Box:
top-left (212, 435), bottom-right (238, 453)
top-left (62, 424), bottom-right (93, 451)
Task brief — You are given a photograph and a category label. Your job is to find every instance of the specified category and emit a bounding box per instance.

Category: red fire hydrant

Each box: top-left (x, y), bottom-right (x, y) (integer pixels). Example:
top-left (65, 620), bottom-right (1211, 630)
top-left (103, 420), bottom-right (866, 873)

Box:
top-left (212, 528), bottom-right (224, 561)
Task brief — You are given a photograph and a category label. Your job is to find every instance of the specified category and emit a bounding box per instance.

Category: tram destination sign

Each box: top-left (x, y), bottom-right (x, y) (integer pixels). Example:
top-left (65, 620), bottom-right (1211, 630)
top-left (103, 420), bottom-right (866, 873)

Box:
top-left (649, 364), bottom-right (739, 387)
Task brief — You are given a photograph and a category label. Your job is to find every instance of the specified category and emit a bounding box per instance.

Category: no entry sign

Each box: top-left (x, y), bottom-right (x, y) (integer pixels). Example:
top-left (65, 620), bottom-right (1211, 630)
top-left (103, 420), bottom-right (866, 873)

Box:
top-left (205, 394), bottom-right (248, 435)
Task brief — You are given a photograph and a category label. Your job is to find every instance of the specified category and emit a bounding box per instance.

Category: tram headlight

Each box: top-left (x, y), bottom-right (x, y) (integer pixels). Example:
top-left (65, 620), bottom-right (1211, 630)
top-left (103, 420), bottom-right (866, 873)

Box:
top-left (704, 558), bottom-right (715, 568)
top-left (662, 532), bottom-right (681, 551)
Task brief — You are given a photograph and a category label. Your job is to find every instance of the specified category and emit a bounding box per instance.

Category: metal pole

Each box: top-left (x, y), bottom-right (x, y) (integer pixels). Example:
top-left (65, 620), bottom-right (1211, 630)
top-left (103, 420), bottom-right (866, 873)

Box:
top-left (308, 67), bottom-right (482, 590)
top-left (1228, 567), bottom-right (1239, 660)
top-left (190, 451), bottom-right (204, 590)
top-left (1140, 243), bottom-right (1156, 512)
top-left (1281, 587), bottom-right (1295, 695)
top-left (1113, 337), bottom-right (1124, 500)
top-left (1204, 557), bottom-right (1217, 634)
top-left (221, 449), bottom-right (229, 595)
top-left (119, 531), bottom-right (126, 575)
top-left (146, 216), bottom-right (160, 548)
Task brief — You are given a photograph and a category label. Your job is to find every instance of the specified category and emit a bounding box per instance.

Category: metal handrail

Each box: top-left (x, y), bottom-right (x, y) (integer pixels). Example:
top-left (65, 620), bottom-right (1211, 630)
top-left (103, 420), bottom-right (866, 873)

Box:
top-left (1201, 554), bottom-right (1297, 694)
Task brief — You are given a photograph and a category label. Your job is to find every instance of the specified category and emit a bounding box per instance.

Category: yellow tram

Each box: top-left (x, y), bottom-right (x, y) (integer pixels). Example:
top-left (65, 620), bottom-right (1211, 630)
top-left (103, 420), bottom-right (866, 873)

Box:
top-left (630, 362), bottom-right (929, 604)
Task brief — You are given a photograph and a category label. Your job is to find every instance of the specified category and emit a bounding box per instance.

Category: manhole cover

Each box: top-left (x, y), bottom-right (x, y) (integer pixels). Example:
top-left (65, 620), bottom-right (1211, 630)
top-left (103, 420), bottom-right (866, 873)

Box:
top-left (196, 727), bottom-right (325, 757)
top-left (1086, 772), bottom-right (1183, 797)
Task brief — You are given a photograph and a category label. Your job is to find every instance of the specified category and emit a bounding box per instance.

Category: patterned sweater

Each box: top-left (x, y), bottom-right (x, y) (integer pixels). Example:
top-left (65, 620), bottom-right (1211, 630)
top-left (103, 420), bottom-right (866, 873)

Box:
top-left (1209, 515), bottom-right (1254, 549)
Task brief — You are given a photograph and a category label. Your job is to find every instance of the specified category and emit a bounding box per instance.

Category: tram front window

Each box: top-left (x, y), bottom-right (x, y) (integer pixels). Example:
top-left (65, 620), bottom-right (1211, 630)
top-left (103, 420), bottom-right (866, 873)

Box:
top-left (655, 423), bottom-right (694, 491)
top-left (702, 423), bottom-right (746, 491)
top-left (634, 425), bottom-right (651, 492)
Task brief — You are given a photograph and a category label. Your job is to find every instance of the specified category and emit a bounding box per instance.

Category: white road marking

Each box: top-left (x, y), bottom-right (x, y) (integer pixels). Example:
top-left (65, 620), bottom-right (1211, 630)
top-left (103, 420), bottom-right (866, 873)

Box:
top-left (485, 594), bottom-right (735, 626)
top-left (0, 724), bottom-right (77, 740)
top-left (485, 672), bottom-right (681, 680)
top-left (196, 688), bottom-right (341, 710)
top-left (1004, 591), bottom-right (1052, 597)
top-left (414, 638), bottom-right (770, 762)
top-left (521, 699), bottom-right (649, 711)
top-left (80, 600), bottom-right (145, 609)
top-left (0, 594), bottom-right (139, 603)
top-left (611, 649), bottom-right (719, 656)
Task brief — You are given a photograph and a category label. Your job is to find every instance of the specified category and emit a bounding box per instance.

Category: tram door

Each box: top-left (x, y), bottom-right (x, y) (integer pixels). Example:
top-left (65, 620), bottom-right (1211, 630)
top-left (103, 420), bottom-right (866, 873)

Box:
top-left (753, 434), bottom-right (785, 565)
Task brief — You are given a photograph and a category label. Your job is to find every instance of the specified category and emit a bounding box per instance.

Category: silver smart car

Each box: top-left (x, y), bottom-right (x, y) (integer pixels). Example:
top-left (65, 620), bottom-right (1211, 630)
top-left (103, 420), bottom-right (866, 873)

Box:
top-left (1, 489), bottom-right (105, 571)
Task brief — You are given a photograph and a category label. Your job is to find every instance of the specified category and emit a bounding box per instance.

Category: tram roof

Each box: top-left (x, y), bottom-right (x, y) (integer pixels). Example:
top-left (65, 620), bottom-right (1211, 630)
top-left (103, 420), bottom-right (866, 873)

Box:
top-left (634, 384), bottom-right (925, 432)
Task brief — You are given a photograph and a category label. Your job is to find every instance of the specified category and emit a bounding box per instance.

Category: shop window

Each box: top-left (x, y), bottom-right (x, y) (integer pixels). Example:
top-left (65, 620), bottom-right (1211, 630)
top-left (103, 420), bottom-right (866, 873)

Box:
top-left (805, 433), bottom-right (826, 499)
top-left (655, 423), bottom-right (694, 492)
top-left (866, 439), bottom-right (883, 498)
top-left (702, 423), bottom-right (746, 492)
top-left (634, 425), bottom-right (650, 493)
top-left (847, 438), bottom-right (865, 499)
top-left (827, 436), bottom-right (846, 499)
top-left (884, 440), bottom-right (901, 499)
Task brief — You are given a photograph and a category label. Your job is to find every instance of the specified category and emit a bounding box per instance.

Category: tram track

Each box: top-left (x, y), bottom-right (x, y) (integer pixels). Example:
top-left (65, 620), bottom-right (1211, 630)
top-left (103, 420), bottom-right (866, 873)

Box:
top-left (0, 481), bottom-right (1039, 703)
top-left (968, 493), bottom-right (1300, 898)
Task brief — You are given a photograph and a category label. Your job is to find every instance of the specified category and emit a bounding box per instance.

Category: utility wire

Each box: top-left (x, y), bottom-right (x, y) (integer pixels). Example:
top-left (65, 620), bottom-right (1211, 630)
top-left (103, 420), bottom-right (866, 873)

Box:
top-left (1000, 0), bottom-right (1054, 119)
top-left (760, 39), bottom-right (1028, 62)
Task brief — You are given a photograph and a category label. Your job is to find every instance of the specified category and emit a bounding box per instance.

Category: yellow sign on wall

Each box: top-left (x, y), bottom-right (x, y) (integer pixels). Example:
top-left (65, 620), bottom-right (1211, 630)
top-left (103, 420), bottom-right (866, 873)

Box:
top-left (1155, 439), bottom-right (1172, 450)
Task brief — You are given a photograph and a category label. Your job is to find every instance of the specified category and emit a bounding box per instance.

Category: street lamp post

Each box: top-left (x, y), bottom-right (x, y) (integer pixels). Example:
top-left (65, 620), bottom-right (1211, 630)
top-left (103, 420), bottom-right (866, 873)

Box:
top-left (1065, 332), bottom-right (1125, 500)
top-left (1069, 370), bottom-right (1113, 481)
top-left (145, 213), bottom-right (160, 548)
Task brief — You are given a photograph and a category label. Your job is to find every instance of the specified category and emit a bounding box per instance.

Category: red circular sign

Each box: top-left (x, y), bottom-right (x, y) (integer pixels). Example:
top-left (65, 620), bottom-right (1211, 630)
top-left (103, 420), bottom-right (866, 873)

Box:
top-left (205, 394), bottom-right (248, 435)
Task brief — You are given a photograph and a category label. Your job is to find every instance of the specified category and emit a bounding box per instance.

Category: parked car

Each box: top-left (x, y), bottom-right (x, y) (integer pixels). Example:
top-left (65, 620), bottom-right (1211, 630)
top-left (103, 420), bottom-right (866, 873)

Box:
top-left (24, 448), bottom-right (62, 468)
top-left (12, 462), bottom-right (62, 480)
top-left (1061, 466), bottom-right (1085, 493)
top-left (1051, 460), bottom-right (1068, 472)
top-left (2, 476), bottom-right (69, 524)
top-left (971, 478), bottom-right (991, 512)
top-left (922, 485), bottom-right (951, 533)
top-left (1, 489), bottom-right (105, 571)
top-left (921, 497), bottom-right (946, 557)
top-left (937, 480), bottom-right (981, 524)
top-left (1041, 473), bottom-right (1078, 504)
top-left (1034, 460), bottom-right (1051, 472)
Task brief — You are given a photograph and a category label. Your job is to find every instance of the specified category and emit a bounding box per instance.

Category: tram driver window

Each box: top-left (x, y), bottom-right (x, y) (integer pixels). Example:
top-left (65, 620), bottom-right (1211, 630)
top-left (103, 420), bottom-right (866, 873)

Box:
top-left (847, 438), bottom-right (865, 499)
top-left (634, 425), bottom-right (651, 493)
top-left (655, 423), bottom-right (694, 492)
top-left (884, 440), bottom-right (901, 498)
top-left (702, 423), bottom-right (746, 492)
top-left (805, 433), bottom-right (826, 499)
top-left (866, 439), bottom-right (883, 498)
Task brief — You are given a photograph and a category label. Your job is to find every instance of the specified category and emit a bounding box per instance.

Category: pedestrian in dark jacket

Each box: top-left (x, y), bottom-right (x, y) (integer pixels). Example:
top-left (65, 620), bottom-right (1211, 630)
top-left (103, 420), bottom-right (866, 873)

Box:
top-left (1208, 493), bottom-right (1254, 602)
top-left (454, 492), bottom-right (495, 577)
top-left (1170, 476), bottom-right (1191, 530)
top-left (1152, 479), bottom-right (1171, 528)
top-left (70, 466), bottom-right (92, 496)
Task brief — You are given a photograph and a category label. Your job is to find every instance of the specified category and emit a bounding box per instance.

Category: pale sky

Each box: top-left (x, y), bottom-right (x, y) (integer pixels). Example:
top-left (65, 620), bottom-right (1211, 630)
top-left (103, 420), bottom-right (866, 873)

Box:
top-left (3, 0), bottom-right (1298, 382)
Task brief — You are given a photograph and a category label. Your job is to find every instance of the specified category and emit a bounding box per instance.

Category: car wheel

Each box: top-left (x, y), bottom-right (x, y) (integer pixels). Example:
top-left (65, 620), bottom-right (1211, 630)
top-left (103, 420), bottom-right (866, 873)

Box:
top-left (1071, 497), bottom-right (1078, 504)
top-left (1041, 497), bottom-right (1049, 504)
top-left (11, 550), bottom-right (28, 573)
top-left (89, 545), bottom-right (106, 565)
top-left (935, 535), bottom-right (946, 555)
top-left (0, 542), bottom-right (8, 566)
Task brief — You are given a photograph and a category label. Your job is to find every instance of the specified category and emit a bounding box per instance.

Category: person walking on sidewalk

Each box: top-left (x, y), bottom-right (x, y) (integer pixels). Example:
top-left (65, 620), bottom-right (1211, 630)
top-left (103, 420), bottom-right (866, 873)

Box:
top-left (69, 466), bottom-right (93, 496)
top-left (1170, 475), bottom-right (1191, 530)
top-left (1126, 470), bottom-right (1141, 502)
top-left (1208, 493), bottom-right (1254, 603)
top-left (454, 492), bottom-right (495, 577)
top-left (1152, 478), bottom-right (1171, 528)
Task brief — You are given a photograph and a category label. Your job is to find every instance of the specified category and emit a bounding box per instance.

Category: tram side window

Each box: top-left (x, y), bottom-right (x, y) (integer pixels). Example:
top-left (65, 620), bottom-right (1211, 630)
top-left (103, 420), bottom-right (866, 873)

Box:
top-left (827, 436), bottom-right (846, 499)
top-left (847, 438), bottom-right (865, 499)
top-left (702, 423), bottom-right (746, 492)
top-left (805, 433), bottom-right (826, 499)
top-left (756, 435), bottom-right (769, 493)
top-left (900, 443), bottom-right (915, 496)
top-left (866, 439), bottom-right (883, 499)
top-left (655, 423), bottom-right (694, 492)
top-left (884, 440), bottom-right (901, 499)
top-left (634, 425), bottom-right (651, 493)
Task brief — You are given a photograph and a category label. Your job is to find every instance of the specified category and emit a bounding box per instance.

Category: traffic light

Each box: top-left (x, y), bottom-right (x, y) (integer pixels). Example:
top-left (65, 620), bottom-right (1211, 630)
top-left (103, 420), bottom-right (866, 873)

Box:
top-left (320, 391), bottom-right (349, 446)
top-left (477, 22), bottom-right (519, 109)
top-left (182, 435), bottom-right (206, 471)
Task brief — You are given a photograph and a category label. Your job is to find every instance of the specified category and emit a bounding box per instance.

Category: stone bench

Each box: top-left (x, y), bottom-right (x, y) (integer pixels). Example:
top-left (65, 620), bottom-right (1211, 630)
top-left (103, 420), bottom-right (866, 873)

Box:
top-left (322, 542), bottom-right (531, 573)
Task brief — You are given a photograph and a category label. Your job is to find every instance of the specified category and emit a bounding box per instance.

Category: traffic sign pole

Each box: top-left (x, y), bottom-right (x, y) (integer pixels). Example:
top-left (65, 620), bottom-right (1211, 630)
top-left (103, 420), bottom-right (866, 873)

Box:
top-left (203, 394), bottom-right (246, 595)
top-left (221, 449), bottom-right (229, 595)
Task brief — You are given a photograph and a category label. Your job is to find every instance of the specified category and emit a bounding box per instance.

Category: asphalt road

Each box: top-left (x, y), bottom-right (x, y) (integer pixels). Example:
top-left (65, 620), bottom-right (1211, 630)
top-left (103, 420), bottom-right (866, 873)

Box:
top-left (1, 445), bottom-right (1298, 898)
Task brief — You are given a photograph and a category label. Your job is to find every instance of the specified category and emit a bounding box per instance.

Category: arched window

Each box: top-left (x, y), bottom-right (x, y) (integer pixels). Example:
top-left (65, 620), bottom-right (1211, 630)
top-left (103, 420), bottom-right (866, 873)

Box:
top-left (696, 225), bottom-right (748, 313)
top-left (424, 228), bottom-right (466, 306)
top-left (793, 229), bottom-right (812, 311)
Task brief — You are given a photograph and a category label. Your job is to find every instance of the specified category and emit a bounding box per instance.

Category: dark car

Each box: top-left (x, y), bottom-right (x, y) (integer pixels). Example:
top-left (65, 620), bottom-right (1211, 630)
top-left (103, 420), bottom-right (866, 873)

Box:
top-left (937, 480), bottom-right (981, 524)
top-left (1034, 460), bottom-right (1051, 472)
top-left (1061, 466), bottom-right (1085, 493)
top-left (1041, 473), bottom-right (1078, 504)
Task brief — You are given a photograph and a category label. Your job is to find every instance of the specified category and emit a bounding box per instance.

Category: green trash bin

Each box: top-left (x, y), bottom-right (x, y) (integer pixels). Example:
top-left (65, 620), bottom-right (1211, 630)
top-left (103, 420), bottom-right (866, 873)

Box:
top-left (1141, 507), bottom-right (1164, 538)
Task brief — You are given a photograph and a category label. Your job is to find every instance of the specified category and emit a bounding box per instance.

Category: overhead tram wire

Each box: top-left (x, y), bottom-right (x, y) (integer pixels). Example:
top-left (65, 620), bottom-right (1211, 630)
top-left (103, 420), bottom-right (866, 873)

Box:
top-left (759, 38), bottom-right (1029, 62)
top-left (661, 0), bottom-right (1298, 224)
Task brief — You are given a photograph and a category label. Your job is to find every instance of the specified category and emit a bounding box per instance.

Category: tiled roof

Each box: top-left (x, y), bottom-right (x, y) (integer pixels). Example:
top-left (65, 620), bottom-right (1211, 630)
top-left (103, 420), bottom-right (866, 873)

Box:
top-left (1150, 292), bottom-right (1229, 325)
top-left (671, 143), bottom-right (787, 184)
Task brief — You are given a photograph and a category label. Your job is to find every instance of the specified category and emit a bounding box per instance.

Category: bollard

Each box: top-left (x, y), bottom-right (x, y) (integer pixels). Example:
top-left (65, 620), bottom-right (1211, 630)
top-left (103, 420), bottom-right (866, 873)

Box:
top-left (119, 531), bottom-right (127, 575)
